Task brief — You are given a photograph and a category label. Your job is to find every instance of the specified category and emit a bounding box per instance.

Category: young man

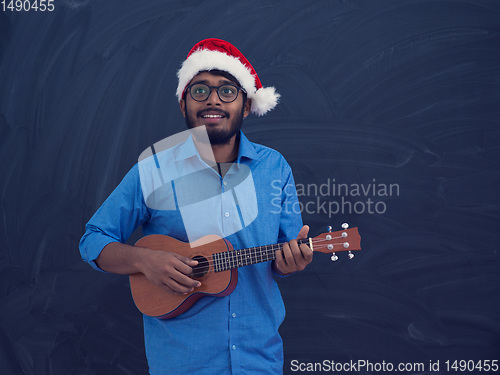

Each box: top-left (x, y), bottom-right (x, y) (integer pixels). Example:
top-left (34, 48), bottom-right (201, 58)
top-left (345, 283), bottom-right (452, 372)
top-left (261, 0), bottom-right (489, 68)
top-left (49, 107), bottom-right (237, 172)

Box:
top-left (80, 38), bottom-right (313, 374)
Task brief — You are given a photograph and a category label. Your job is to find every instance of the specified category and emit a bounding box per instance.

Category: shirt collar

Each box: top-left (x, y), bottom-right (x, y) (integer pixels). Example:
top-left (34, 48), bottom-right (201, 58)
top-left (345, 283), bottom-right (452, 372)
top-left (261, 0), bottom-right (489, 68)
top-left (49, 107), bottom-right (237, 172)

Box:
top-left (237, 131), bottom-right (260, 163)
top-left (173, 131), bottom-right (261, 163)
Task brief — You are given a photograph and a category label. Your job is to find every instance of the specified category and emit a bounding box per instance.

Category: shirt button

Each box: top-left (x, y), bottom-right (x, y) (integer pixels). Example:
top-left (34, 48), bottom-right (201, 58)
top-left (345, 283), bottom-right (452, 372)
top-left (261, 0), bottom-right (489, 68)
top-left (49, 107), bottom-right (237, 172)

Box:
top-left (224, 212), bottom-right (230, 217)
top-left (232, 345), bottom-right (236, 350)
top-left (223, 181), bottom-right (228, 186)
top-left (232, 313), bottom-right (237, 318)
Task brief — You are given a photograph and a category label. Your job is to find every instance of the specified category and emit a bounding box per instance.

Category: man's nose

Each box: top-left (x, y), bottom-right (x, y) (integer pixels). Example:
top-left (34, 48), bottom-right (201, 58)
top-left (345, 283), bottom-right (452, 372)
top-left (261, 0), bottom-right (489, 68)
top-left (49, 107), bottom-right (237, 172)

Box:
top-left (206, 87), bottom-right (221, 105)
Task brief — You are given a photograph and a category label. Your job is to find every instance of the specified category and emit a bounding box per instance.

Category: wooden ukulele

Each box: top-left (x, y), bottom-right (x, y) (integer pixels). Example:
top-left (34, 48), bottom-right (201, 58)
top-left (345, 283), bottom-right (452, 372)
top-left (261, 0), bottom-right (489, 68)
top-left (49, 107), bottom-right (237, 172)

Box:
top-left (129, 224), bottom-right (361, 319)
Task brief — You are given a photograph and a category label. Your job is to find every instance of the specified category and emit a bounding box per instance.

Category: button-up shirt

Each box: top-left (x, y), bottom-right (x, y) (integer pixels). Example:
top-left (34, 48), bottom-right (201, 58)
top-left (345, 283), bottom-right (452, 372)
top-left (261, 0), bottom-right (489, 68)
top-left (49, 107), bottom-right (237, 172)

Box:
top-left (79, 131), bottom-right (302, 374)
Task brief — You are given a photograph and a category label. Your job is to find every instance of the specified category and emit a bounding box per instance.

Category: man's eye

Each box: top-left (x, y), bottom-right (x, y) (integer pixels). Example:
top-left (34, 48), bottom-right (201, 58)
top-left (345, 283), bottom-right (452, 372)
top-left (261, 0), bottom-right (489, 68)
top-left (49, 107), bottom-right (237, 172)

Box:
top-left (221, 87), bottom-right (235, 94)
top-left (194, 88), bottom-right (207, 94)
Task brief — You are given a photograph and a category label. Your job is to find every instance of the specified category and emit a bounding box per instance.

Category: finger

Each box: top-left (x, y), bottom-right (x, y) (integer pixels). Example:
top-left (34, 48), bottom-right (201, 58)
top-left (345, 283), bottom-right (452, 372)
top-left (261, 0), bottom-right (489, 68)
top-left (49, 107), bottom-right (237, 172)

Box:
top-left (299, 243), bottom-right (313, 258)
top-left (170, 257), bottom-right (197, 276)
top-left (297, 244), bottom-right (314, 269)
top-left (273, 250), bottom-right (291, 276)
top-left (286, 240), bottom-right (312, 271)
top-left (173, 253), bottom-right (199, 267)
top-left (171, 270), bottom-right (201, 288)
top-left (275, 247), bottom-right (284, 264)
top-left (163, 277), bottom-right (198, 294)
top-left (289, 239), bottom-right (305, 264)
top-left (282, 241), bottom-right (297, 269)
top-left (296, 225), bottom-right (310, 240)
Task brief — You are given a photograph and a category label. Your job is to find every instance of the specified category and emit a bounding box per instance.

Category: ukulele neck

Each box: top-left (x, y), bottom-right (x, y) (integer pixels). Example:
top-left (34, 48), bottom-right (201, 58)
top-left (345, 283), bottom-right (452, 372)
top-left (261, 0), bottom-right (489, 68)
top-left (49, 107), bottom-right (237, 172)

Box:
top-left (212, 239), bottom-right (309, 272)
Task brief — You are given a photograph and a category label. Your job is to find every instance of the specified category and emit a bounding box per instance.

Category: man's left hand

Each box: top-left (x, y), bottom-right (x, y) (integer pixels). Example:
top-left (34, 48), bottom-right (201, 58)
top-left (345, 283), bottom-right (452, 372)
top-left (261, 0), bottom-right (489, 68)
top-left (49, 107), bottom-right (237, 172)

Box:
top-left (272, 225), bottom-right (313, 276)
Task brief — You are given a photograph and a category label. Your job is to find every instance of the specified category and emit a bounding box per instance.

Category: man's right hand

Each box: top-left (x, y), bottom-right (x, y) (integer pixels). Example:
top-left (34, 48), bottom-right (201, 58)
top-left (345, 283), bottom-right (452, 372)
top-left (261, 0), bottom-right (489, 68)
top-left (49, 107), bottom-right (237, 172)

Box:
top-left (139, 249), bottom-right (201, 295)
top-left (96, 242), bottom-right (201, 295)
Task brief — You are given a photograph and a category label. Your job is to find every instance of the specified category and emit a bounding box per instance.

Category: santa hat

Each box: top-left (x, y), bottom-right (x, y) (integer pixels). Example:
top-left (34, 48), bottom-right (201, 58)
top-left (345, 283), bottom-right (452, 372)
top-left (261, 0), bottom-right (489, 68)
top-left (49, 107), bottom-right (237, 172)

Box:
top-left (176, 38), bottom-right (280, 116)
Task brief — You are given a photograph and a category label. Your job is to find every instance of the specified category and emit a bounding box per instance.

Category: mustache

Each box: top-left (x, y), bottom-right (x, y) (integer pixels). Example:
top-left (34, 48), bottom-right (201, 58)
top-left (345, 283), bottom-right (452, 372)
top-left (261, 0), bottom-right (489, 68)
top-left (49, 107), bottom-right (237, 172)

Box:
top-left (197, 108), bottom-right (230, 118)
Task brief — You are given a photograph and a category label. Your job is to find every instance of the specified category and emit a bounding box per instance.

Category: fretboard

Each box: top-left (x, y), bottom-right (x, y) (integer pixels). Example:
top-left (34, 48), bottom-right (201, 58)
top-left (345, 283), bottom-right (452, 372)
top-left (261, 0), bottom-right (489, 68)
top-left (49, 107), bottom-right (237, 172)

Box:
top-left (212, 238), bottom-right (309, 272)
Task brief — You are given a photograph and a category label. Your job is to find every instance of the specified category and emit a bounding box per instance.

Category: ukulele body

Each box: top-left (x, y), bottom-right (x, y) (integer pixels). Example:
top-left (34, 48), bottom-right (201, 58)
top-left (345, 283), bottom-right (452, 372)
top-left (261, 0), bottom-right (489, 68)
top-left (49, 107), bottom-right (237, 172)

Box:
top-left (129, 234), bottom-right (237, 319)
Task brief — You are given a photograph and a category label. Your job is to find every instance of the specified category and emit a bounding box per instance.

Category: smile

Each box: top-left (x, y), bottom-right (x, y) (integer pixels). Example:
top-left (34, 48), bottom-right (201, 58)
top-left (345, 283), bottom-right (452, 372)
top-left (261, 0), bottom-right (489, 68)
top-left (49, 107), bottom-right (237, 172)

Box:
top-left (202, 114), bottom-right (225, 118)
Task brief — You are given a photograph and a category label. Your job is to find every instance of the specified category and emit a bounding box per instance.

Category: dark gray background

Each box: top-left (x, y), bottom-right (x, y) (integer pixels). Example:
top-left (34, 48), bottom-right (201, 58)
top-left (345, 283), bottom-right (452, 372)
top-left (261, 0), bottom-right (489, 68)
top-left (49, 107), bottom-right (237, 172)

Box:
top-left (1, 0), bottom-right (499, 374)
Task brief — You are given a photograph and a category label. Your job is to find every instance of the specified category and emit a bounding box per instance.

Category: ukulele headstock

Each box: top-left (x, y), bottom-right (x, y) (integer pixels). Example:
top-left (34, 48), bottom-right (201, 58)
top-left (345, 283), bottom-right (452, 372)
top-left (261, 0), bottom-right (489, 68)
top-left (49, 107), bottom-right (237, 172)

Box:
top-left (309, 223), bottom-right (361, 261)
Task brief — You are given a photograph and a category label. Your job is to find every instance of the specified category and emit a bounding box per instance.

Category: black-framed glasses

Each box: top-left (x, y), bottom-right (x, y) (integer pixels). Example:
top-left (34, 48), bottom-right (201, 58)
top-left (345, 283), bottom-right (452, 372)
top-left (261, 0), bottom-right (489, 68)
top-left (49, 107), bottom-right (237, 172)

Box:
top-left (186, 83), bottom-right (246, 103)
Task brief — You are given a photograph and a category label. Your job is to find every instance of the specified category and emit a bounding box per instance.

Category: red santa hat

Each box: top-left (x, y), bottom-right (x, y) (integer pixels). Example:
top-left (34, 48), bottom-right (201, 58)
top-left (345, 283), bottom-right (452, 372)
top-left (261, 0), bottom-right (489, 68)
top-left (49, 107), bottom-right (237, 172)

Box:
top-left (176, 38), bottom-right (280, 116)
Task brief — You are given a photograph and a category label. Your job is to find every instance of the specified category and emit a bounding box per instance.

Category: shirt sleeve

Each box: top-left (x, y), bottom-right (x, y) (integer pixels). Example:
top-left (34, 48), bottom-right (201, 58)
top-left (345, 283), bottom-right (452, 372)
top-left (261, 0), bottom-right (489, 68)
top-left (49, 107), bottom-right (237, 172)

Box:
top-left (272, 159), bottom-right (303, 277)
top-left (278, 160), bottom-right (303, 242)
top-left (79, 164), bottom-right (150, 272)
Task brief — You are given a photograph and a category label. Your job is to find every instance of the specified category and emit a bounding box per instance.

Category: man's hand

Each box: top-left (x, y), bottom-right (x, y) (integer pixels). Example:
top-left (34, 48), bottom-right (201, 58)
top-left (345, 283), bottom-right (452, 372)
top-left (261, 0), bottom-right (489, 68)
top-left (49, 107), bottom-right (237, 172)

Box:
top-left (139, 249), bottom-right (201, 295)
top-left (272, 225), bottom-right (313, 276)
top-left (96, 242), bottom-right (201, 295)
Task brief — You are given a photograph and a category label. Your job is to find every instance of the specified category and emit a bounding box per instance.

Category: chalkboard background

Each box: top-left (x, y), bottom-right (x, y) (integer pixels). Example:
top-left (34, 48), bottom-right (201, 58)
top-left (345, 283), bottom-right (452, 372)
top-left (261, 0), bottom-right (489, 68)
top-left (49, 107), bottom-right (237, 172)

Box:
top-left (1, 0), bottom-right (499, 374)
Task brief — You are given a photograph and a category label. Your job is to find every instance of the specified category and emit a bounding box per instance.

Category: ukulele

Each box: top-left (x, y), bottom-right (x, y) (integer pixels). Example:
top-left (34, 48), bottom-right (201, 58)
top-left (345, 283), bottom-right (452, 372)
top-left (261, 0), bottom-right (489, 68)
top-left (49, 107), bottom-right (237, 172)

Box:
top-left (129, 224), bottom-right (361, 319)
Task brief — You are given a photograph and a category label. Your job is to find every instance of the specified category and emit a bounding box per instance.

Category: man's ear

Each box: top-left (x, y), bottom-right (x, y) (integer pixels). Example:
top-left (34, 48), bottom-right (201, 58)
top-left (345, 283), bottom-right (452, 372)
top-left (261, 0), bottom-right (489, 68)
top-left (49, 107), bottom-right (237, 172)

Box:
top-left (179, 98), bottom-right (186, 118)
top-left (243, 99), bottom-right (251, 118)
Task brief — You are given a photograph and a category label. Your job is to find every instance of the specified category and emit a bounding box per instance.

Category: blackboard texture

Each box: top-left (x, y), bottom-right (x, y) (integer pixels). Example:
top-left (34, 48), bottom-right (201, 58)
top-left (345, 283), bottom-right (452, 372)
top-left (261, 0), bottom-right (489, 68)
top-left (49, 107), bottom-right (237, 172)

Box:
top-left (1, 0), bottom-right (499, 374)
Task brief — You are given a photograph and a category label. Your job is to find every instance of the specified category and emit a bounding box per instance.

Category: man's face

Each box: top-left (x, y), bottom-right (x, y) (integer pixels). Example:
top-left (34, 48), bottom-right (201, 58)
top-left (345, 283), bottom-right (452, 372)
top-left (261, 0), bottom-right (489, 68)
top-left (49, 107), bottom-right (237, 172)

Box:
top-left (180, 71), bottom-right (251, 145)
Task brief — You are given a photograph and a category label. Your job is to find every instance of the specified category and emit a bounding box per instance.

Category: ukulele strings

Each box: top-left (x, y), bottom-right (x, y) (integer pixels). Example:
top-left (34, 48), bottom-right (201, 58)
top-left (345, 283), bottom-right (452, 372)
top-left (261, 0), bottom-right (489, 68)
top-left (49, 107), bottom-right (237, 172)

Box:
top-left (190, 236), bottom-right (349, 268)
top-left (189, 236), bottom-right (349, 277)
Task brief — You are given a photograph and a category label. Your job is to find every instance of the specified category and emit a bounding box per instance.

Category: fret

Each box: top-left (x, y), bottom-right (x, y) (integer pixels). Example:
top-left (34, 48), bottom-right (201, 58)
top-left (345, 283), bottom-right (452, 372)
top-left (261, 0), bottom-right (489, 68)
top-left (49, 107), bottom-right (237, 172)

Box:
top-left (215, 252), bottom-right (220, 272)
top-left (223, 251), bottom-right (228, 271)
top-left (230, 250), bottom-right (234, 270)
top-left (228, 250), bottom-right (233, 270)
top-left (220, 252), bottom-right (225, 272)
top-left (235, 249), bottom-right (240, 267)
top-left (244, 248), bottom-right (249, 267)
top-left (226, 251), bottom-right (231, 271)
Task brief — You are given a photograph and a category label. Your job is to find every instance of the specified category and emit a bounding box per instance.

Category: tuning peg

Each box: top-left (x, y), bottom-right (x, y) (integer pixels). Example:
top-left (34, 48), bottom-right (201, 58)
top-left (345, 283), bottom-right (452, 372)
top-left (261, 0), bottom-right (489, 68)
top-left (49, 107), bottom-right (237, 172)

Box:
top-left (327, 226), bottom-right (332, 233)
top-left (348, 251), bottom-right (354, 259)
top-left (331, 253), bottom-right (338, 262)
top-left (342, 223), bottom-right (349, 229)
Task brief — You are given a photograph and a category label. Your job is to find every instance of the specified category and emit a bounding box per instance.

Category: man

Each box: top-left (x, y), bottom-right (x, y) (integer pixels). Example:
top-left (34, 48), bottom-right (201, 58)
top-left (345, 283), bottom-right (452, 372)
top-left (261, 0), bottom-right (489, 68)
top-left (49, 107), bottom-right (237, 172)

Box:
top-left (79, 38), bottom-right (313, 374)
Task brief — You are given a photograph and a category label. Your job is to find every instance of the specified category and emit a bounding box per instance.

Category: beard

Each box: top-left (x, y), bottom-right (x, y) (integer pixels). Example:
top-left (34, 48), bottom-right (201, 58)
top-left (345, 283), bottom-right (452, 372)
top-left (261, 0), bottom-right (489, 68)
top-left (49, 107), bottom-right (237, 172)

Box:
top-left (184, 105), bottom-right (245, 145)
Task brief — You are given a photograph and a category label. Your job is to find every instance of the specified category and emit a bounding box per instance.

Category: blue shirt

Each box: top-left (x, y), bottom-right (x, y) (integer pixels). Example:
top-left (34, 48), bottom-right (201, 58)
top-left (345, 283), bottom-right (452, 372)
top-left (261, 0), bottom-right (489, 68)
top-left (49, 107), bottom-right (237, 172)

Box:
top-left (79, 131), bottom-right (302, 374)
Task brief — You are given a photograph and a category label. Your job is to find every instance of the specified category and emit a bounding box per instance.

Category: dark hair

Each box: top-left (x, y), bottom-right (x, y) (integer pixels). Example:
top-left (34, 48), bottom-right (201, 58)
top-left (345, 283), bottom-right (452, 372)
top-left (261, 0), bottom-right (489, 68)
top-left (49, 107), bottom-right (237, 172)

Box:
top-left (182, 69), bottom-right (248, 103)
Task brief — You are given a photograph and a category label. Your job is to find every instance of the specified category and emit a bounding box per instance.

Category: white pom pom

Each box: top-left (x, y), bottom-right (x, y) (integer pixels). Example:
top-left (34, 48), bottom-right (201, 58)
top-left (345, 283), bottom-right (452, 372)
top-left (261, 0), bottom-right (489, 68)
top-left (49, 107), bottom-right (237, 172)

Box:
top-left (250, 87), bottom-right (280, 116)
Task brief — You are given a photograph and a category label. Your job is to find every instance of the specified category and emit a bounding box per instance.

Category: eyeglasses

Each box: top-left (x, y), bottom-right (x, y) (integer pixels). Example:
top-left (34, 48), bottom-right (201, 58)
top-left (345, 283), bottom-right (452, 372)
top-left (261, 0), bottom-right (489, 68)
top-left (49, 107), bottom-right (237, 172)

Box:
top-left (185, 83), bottom-right (246, 103)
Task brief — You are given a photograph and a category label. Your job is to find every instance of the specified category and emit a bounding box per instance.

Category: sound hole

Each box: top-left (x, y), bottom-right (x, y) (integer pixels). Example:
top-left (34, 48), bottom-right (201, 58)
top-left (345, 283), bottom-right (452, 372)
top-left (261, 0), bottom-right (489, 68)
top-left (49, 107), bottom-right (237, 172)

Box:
top-left (191, 255), bottom-right (209, 279)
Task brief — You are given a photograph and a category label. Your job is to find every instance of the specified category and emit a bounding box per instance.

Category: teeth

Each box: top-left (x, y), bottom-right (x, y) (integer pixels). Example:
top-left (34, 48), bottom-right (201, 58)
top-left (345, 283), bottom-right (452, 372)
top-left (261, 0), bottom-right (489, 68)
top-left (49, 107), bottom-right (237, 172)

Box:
top-left (202, 115), bottom-right (224, 118)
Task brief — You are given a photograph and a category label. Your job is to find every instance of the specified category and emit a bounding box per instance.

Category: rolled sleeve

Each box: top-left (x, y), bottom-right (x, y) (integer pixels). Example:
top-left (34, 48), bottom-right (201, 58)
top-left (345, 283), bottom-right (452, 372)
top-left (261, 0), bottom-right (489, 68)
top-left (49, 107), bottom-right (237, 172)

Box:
top-left (79, 164), bottom-right (150, 271)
